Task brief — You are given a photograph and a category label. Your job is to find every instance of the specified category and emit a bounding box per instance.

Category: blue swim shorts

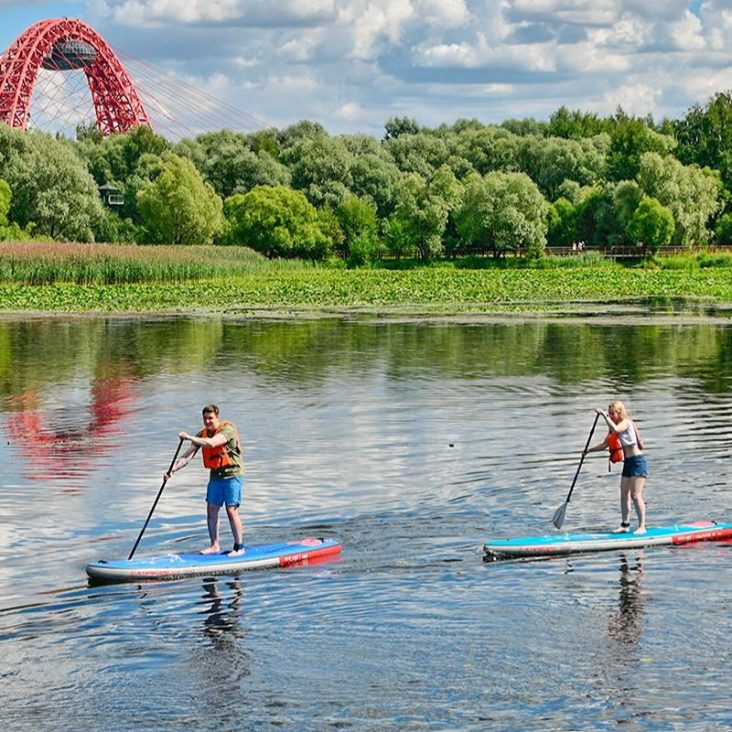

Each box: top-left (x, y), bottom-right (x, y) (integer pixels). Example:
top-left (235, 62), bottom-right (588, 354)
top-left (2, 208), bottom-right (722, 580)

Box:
top-left (206, 475), bottom-right (244, 507)
top-left (622, 454), bottom-right (648, 478)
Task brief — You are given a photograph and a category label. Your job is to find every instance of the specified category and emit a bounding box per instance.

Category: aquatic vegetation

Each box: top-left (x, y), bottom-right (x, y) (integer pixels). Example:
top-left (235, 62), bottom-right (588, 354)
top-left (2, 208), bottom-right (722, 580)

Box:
top-left (0, 242), bottom-right (308, 285)
top-left (1, 264), bottom-right (732, 313)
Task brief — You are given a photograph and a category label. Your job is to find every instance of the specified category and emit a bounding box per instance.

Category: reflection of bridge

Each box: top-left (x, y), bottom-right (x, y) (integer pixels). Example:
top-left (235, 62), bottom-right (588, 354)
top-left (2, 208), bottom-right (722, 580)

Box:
top-left (5, 375), bottom-right (136, 487)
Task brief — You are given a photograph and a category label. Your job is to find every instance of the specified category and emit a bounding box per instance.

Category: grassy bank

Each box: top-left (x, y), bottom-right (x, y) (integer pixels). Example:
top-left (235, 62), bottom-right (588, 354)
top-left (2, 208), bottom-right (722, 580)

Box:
top-left (2, 266), bottom-right (732, 314)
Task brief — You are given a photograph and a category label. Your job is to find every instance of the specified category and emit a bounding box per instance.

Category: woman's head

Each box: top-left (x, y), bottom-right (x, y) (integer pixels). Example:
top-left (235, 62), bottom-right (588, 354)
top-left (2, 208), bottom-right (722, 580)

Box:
top-left (608, 400), bottom-right (627, 422)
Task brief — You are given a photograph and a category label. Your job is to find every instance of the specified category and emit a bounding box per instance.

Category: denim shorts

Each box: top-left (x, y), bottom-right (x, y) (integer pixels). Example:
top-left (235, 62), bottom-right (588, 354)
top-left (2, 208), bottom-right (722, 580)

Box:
top-left (622, 454), bottom-right (648, 478)
top-left (206, 475), bottom-right (243, 507)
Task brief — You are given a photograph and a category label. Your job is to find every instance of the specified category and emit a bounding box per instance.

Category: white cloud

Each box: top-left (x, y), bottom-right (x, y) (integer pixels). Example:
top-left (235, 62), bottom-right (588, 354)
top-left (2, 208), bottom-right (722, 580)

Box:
top-left (596, 82), bottom-right (662, 116)
top-left (98, 0), bottom-right (336, 27)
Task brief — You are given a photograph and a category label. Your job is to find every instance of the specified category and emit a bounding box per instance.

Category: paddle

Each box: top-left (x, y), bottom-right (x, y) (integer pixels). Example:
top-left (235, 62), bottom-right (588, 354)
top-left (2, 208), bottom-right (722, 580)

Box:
top-left (552, 413), bottom-right (600, 530)
top-left (128, 438), bottom-right (184, 560)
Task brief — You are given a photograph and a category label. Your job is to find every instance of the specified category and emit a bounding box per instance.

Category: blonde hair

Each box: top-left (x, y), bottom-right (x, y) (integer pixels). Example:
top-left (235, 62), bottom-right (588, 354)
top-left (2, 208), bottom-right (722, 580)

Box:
top-left (608, 400), bottom-right (627, 418)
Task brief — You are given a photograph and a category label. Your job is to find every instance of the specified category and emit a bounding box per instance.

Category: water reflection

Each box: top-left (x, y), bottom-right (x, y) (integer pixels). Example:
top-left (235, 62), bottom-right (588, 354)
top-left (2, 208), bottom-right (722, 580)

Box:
top-left (3, 373), bottom-right (136, 486)
top-left (199, 576), bottom-right (244, 642)
top-left (608, 552), bottom-right (644, 645)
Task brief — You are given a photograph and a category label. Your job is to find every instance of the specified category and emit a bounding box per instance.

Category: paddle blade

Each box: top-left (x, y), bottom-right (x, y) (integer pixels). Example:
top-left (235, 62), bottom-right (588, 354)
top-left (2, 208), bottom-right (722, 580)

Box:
top-left (552, 502), bottom-right (568, 530)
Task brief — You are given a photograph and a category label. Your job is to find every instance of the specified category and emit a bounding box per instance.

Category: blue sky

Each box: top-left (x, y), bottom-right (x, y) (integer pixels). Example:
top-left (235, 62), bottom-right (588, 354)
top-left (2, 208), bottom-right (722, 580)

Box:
top-left (2, 1), bottom-right (732, 137)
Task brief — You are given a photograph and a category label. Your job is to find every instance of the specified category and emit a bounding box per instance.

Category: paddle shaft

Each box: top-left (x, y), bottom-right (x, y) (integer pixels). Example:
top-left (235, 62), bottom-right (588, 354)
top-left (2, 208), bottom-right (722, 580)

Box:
top-left (563, 412), bottom-right (601, 505)
top-left (128, 438), bottom-right (184, 560)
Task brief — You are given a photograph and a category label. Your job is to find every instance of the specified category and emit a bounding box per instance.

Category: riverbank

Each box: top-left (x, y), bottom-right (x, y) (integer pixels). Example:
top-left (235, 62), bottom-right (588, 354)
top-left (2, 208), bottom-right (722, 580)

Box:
top-left (2, 266), bottom-right (732, 319)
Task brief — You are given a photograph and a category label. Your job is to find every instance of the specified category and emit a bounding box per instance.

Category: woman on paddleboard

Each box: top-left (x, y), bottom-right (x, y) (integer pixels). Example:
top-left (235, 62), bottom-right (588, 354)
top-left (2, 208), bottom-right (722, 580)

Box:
top-left (584, 401), bottom-right (648, 535)
top-left (165, 404), bottom-right (245, 556)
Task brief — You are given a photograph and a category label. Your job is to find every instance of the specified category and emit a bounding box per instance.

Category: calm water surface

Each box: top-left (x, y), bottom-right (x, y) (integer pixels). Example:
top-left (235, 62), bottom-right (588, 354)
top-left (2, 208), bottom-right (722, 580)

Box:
top-left (1, 315), bottom-right (731, 730)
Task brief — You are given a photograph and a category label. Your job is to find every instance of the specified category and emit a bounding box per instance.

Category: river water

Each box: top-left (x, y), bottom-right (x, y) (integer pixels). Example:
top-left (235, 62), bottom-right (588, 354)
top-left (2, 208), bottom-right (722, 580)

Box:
top-left (1, 314), bottom-right (731, 731)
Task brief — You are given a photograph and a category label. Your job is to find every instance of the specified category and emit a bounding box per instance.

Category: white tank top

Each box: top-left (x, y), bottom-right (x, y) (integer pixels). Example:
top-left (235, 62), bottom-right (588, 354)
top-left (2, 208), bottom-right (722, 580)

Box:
top-left (619, 422), bottom-right (637, 447)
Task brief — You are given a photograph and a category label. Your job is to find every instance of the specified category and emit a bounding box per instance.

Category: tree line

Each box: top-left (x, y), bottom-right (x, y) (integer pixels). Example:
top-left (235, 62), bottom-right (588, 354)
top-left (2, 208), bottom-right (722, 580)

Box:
top-left (2, 91), bottom-right (732, 263)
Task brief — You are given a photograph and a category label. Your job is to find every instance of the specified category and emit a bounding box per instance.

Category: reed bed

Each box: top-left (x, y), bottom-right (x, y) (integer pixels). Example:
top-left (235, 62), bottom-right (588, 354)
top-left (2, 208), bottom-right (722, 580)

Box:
top-left (0, 242), bottom-right (308, 284)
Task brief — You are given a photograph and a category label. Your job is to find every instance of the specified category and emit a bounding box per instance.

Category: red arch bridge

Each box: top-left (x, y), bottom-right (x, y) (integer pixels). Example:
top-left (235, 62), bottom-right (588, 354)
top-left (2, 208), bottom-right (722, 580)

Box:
top-left (0, 17), bottom-right (150, 135)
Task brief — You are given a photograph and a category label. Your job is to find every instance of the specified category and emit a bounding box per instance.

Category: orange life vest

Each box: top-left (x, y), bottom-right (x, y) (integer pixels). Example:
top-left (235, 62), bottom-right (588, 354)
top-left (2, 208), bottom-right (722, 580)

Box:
top-left (200, 420), bottom-right (241, 471)
top-left (607, 430), bottom-right (623, 464)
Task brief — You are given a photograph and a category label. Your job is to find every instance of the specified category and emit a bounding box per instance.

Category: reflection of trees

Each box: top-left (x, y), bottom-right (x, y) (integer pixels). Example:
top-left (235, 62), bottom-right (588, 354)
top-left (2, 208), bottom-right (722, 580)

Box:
top-left (608, 553), bottom-right (644, 645)
top-left (2, 317), bottom-right (732, 402)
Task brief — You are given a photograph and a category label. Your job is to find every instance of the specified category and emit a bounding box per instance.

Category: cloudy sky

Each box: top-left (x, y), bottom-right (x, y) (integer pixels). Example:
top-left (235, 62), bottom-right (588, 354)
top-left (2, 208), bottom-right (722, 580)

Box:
top-left (2, 1), bottom-right (732, 137)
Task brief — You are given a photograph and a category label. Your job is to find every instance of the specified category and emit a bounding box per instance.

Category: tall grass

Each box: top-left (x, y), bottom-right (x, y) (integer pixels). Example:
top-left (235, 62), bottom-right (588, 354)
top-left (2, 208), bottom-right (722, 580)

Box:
top-left (0, 242), bottom-right (311, 284)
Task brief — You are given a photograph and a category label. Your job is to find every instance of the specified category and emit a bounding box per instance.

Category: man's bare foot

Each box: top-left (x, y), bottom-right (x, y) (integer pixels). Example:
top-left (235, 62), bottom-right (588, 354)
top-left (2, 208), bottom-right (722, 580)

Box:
top-left (199, 545), bottom-right (220, 555)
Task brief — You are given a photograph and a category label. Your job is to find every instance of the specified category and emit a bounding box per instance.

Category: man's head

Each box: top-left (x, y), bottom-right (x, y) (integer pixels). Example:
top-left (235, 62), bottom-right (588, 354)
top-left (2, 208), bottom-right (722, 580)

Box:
top-left (202, 404), bottom-right (220, 432)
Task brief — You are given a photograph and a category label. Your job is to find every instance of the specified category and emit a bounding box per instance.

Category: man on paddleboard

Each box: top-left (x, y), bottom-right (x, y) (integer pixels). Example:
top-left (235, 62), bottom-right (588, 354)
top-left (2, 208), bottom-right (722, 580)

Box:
top-left (165, 404), bottom-right (245, 556)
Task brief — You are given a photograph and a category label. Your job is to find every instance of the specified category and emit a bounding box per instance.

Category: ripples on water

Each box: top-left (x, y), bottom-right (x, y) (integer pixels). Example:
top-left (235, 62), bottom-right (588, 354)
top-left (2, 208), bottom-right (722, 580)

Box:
top-left (1, 317), bottom-right (732, 730)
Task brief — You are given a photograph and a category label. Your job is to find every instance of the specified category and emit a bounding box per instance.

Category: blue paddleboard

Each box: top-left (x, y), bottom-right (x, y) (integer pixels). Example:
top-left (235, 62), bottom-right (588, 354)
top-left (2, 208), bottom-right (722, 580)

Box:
top-left (483, 521), bottom-right (732, 561)
top-left (86, 537), bottom-right (342, 583)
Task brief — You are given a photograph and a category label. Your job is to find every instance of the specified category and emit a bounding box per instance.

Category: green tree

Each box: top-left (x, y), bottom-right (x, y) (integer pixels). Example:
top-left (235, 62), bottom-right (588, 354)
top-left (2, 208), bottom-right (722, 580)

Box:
top-left (516, 135), bottom-right (606, 200)
top-left (674, 91), bottom-right (732, 198)
top-left (384, 116), bottom-right (420, 141)
top-left (335, 193), bottom-right (381, 264)
top-left (383, 217), bottom-right (416, 260)
top-left (452, 125), bottom-right (521, 175)
top-left (349, 154), bottom-right (403, 218)
top-left (607, 110), bottom-right (675, 181)
top-left (547, 106), bottom-right (610, 139)
top-left (455, 171), bottom-right (549, 257)
top-left (386, 167), bottom-right (459, 262)
top-left (0, 125), bottom-right (104, 241)
top-left (175, 130), bottom-right (289, 198)
top-left (574, 185), bottom-right (624, 248)
top-left (283, 134), bottom-right (353, 207)
top-left (136, 153), bottom-right (224, 244)
top-left (384, 132), bottom-right (450, 177)
top-left (547, 197), bottom-right (577, 248)
top-left (636, 152), bottom-right (722, 246)
top-left (77, 125), bottom-right (169, 227)
top-left (223, 185), bottom-right (332, 259)
top-left (626, 196), bottom-right (675, 253)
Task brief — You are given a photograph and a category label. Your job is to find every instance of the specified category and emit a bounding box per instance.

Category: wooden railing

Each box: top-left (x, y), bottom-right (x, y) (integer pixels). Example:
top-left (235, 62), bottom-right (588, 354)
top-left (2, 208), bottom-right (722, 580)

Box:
top-left (545, 245), bottom-right (732, 259)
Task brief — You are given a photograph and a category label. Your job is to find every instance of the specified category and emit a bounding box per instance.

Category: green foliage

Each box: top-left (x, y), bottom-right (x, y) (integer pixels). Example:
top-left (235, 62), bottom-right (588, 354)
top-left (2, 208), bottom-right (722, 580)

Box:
top-left (175, 129), bottom-right (289, 198)
top-left (547, 197), bottom-right (577, 247)
top-left (455, 171), bottom-right (548, 257)
top-left (0, 179), bottom-right (9, 227)
top-left (0, 125), bottom-right (104, 241)
top-left (547, 107), bottom-right (611, 139)
top-left (714, 212), bottom-right (732, 244)
top-left (626, 196), bottom-right (675, 253)
top-left (136, 153), bottom-right (224, 244)
top-left (384, 116), bottom-right (420, 141)
top-left (349, 154), bottom-right (403, 218)
top-left (674, 91), bottom-right (732, 196)
top-left (335, 194), bottom-right (380, 263)
top-left (76, 125), bottom-right (170, 227)
top-left (636, 152), bottom-right (722, 246)
top-left (389, 171), bottom-right (453, 262)
top-left (282, 135), bottom-right (353, 207)
top-left (607, 110), bottom-right (676, 181)
top-left (223, 185), bottom-right (332, 259)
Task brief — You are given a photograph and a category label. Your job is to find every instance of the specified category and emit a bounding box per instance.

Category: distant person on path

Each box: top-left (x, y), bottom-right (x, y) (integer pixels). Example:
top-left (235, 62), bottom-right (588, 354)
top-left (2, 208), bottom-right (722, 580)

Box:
top-left (165, 404), bottom-right (245, 555)
top-left (584, 401), bottom-right (648, 535)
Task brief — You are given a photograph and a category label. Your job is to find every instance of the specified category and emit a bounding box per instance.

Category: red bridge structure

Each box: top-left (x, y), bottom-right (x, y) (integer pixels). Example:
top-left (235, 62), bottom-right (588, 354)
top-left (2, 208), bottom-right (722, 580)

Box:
top-left (0, 17), bottom-right (150, 135)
